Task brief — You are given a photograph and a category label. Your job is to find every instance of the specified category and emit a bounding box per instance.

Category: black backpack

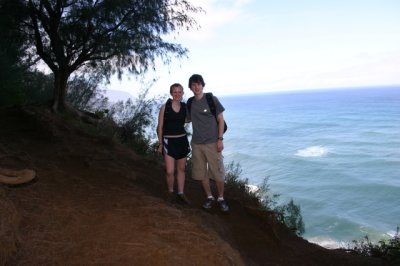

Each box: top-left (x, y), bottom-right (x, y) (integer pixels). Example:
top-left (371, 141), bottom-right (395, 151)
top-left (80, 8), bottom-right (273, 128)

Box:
top-left (187, 93), bottom-right (227, 133)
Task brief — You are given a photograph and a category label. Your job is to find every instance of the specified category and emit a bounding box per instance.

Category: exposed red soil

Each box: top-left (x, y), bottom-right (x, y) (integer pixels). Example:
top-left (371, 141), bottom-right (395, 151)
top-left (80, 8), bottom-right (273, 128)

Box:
top-left (0, 106), bottom-right (387, 265)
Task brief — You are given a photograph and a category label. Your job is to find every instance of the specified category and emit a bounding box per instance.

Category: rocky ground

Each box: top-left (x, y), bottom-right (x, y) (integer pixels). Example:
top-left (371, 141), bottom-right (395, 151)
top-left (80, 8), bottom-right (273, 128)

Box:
top-left (0, 105), bottom-right (388, 265)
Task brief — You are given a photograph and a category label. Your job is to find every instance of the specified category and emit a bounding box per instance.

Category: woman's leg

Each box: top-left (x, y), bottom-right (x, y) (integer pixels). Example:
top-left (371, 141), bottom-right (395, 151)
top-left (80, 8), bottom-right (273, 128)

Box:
top-left (164, 154), bottom-right (175, 192)
top-left (176, 157), bottom-right (186, 193)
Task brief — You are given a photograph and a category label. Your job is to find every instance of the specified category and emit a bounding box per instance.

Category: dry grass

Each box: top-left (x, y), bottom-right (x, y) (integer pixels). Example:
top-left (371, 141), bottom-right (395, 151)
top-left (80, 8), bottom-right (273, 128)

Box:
top-left (0, 189), bottom-right (21, 265)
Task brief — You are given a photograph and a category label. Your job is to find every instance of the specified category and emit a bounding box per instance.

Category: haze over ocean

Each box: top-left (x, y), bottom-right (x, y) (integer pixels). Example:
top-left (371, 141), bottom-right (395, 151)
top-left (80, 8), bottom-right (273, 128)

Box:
top-left (219, 86), bottom-right (400, 248)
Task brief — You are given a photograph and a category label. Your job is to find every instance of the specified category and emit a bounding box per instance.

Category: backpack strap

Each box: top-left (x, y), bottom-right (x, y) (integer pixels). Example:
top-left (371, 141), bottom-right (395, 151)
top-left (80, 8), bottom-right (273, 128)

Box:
top-left (188, 93), bottom-right (227, 133)
top-left (206, 93), bottom-right (227, 133)
top-left (205, 93), bottom-right (217, 119)
top-left (164, 98), bottom-right (172, 120)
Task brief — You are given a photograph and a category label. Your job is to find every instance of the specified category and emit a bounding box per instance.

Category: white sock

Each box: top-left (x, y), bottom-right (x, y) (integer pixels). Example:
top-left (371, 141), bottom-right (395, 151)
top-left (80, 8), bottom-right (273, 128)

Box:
top-left (217, 197), bottom-right (224, 202)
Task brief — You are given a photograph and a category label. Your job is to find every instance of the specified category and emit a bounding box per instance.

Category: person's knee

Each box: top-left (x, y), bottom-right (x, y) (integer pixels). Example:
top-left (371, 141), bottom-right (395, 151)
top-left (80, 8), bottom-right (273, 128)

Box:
top-left (165, 168), bottom-right (174, 176)
top-left (176, 165), bottom-right (185, 173)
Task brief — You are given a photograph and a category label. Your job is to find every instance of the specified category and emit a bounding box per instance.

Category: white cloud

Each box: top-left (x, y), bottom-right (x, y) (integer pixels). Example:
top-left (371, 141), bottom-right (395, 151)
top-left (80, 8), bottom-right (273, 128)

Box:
top-left (108, 1), bottom-right (400, 98)
top-left (182, 0), bottom-right (252, 41)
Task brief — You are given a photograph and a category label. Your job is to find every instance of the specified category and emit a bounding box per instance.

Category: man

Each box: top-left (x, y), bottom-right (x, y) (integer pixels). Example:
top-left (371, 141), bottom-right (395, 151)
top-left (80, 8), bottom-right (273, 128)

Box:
top-left (187, 74), bottom-right (229, 212)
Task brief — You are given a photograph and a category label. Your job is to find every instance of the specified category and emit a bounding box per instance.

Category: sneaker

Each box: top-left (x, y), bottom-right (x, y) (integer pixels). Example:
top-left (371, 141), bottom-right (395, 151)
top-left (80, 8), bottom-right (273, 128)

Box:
top-left (202, 197), bottom-right (215, 209)
top-left (218, 199), bottom-right (229, 213)
top-left (165, 192), bottom-right (176, 203)
top-left (176, 193), bottom-right (191, 205)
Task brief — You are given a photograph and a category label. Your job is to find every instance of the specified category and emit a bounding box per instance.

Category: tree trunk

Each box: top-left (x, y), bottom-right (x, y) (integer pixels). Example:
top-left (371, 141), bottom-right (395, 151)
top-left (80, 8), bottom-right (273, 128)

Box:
top-left (51, 69), bottom-right (98, 124)
top-left (52, 70), bottom-right (69, 112)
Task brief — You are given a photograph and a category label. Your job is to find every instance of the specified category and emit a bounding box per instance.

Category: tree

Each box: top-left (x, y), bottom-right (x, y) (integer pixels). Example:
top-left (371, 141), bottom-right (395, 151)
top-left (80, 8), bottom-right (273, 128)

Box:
top-left (0, 0), bottom-right (30, 105)
top-left (14, 0), bottom-right (201, 112)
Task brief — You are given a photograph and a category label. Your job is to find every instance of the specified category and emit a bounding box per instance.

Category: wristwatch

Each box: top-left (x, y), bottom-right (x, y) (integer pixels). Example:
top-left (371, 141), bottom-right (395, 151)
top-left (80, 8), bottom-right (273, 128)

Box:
top-left (217, 137), bottom-right (224, 140)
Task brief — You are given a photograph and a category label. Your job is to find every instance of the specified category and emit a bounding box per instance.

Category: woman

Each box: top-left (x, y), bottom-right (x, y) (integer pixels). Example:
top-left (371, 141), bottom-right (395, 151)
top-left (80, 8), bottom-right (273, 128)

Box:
top-left (157, 83), bottom-right (190, 205)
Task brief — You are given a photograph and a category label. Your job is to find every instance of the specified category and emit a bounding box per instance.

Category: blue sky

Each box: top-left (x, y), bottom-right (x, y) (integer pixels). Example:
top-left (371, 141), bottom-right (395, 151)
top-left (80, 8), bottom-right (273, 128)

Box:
top-left (108, 0), bottom-right (400, 98)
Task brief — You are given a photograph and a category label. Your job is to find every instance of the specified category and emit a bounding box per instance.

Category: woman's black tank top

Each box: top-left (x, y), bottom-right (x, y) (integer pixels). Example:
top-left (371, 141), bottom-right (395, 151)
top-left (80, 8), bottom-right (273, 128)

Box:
top-left (163, 99), bottom-right (187, 136)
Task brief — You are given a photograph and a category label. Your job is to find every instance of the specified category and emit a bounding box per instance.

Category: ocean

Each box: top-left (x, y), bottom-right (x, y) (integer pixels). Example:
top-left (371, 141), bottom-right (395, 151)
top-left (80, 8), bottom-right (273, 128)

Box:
top-left (218, 86), bottom-right (400, 248)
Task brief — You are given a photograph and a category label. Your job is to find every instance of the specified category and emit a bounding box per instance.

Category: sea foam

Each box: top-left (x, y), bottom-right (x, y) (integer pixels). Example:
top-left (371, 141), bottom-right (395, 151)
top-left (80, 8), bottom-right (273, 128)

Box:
top-left (308, 236), bottom-right (347, 249)
top-left (295, 146), bottom-right (328, 157)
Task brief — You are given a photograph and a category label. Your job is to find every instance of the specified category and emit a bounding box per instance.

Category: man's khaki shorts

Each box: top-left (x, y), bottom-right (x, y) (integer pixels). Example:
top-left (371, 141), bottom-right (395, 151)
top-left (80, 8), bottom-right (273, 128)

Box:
top-left (191, 143), bottom-right (225, 182)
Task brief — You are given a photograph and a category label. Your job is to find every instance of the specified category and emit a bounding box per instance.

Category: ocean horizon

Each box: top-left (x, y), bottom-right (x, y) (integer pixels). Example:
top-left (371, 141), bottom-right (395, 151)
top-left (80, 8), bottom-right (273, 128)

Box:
top-left (217, 85), bottom-right (400, 248)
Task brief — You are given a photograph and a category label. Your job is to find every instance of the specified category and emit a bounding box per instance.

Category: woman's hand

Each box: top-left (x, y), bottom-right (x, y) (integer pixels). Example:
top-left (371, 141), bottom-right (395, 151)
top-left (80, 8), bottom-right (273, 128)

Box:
top-left (157, 143), bottom-right (163, 154)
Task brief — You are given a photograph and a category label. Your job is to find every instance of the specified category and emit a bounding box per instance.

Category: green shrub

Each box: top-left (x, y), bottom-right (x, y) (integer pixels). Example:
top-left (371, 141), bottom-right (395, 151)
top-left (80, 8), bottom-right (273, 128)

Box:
top-left (255, 177), bottom-right (280, 210)
top-left (67, 74), bottom-right (108, 112)
top-left (274, 199), bottom-right (305, 235)
top-left (224, 161), bottom-right (305, 235)
top-left (109, 87), bottom-right (163, 155)
top-left (225, 161), bottom-right (247, 190)
top-left (351, 226), bottom-right (400, 263)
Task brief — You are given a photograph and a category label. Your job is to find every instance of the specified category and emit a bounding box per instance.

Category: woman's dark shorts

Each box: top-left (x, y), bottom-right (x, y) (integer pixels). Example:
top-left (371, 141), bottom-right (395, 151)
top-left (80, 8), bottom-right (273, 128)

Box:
top-left (163, 135), bottom-right (190, 160)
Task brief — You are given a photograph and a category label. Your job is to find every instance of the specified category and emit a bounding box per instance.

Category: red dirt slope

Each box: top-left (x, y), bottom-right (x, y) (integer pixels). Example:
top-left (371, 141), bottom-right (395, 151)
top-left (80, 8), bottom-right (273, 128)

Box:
top-left (0, 106), bottom-right (386, 265)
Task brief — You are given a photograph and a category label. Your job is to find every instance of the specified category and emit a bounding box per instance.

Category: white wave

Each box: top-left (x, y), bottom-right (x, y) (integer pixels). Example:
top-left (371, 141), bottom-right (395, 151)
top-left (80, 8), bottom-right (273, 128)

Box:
top-left (386, 230), bottom-right (398, 238)
top-left (307, 236), bottom-right (347, 249)
top-left (295, 146), bottom-right (328, 157)
top-left (245, 184), bottom-right (259, 193)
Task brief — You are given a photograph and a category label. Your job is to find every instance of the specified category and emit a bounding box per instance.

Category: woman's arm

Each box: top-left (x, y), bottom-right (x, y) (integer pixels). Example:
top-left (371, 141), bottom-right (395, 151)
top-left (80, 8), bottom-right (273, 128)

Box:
top-left (156, 105), bottom-right (165, 153)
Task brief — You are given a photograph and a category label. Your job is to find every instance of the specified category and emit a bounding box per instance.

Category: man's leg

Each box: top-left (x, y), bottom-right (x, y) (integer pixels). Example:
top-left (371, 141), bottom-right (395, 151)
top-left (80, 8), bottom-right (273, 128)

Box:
top-left (216, 180), bottom-right (225, 198)
top-left (201, 177), bottom-right (213, 198)
top-left (205, 145), bottom-right (229, 212)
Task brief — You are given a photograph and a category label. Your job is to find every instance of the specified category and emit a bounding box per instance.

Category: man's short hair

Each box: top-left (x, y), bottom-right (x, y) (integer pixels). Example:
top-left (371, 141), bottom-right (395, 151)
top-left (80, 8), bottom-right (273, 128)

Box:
top-left (188, 74), bottom-right (205, 88)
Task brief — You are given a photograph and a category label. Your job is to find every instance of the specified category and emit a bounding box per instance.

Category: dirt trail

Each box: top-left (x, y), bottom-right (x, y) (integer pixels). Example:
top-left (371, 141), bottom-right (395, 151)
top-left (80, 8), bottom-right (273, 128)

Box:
top-left (0, 106), bottom-right (385, 265)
